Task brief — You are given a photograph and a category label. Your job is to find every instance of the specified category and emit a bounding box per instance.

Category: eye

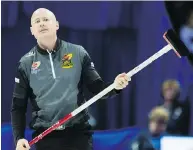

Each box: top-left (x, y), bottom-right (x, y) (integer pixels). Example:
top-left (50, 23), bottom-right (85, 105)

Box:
top-left (35, 20), bottom-right (40, 23)
top-left (44, 18), bottom-right (49, 21)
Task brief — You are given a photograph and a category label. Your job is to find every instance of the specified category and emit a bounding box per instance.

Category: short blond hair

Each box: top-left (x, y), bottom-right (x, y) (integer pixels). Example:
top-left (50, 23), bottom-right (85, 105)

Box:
top-left (162, 79), bottom-right (180, 93)
top-left (149, 106), bottom-right (169, 123)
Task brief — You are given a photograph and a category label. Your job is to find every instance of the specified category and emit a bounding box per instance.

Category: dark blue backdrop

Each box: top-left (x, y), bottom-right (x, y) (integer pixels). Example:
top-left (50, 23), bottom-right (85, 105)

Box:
top-left (2, 1), bottom-right (193, 141)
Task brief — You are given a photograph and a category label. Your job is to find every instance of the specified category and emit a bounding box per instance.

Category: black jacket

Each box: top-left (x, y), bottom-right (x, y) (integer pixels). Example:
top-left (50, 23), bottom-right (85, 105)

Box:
top-left (160, 99), bottom-right (190, 136)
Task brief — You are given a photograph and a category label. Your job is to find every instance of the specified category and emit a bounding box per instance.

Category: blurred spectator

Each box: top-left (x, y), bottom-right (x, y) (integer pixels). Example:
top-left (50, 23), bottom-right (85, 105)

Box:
top-left (180, 8), bottom-right (193, 53)
top-left (130, 106), bottom-right (169, 150)
top-left (159, 79), bottom-right (191, 136)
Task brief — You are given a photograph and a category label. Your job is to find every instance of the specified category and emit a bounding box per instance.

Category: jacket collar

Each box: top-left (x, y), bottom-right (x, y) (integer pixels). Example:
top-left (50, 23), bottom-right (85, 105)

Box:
top-left (36, 38), bottom-right (62, 55)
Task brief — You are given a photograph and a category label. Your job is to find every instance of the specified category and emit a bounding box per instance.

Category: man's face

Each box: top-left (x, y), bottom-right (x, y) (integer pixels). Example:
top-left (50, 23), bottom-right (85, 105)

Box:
top-left (149, 121), bottom-right (167, 136)
top-left (30, 9), bottom-right (59, 40)
top-left (163, 88), bottom-right (177, 101)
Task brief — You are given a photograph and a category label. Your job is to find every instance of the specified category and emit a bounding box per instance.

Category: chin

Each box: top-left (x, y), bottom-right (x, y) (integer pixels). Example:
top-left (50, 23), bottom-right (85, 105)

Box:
top-left (39, 33), bottom-right (52, 39)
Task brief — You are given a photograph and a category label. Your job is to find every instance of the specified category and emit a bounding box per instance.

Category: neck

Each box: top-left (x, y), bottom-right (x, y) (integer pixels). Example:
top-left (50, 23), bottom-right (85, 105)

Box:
top-left (163, 100), bottom-right (172, 108)
top-left (37, 36), bottom-right (57, 51)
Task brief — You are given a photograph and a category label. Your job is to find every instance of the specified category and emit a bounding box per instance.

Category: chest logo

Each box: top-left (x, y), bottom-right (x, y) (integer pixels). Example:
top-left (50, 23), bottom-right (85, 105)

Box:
top-left (31, 61), bottom-right (41, 74)
top-left (62, 53), bottom-right (73, 68)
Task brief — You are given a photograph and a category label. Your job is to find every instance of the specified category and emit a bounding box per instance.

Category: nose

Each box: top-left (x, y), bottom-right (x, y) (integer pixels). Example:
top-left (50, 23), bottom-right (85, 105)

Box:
top-left (40, 23), bottom-right (45, 27)
top-left (39, 21), bottom-right (45, 27)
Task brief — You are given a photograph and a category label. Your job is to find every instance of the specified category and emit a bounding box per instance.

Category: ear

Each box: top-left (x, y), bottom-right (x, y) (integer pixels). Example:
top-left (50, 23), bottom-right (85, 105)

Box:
top-left (56, 21), bottom-right (59, 30)
top-left (30, 27), bottom-right (34, 35)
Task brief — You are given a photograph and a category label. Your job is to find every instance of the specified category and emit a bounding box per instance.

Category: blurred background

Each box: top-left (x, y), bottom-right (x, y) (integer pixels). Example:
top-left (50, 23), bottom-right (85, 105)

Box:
top-left (2, 1), bottom-right (193, 150)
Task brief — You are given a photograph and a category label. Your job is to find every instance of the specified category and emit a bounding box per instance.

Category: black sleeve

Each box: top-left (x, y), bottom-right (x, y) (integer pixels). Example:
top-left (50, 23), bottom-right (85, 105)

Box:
top-left (187, 53), bottom-right (193, 67)
top-left (82, 50), bottom-right (121, 99)
top-left (11, 62), bottom-right (30, 145)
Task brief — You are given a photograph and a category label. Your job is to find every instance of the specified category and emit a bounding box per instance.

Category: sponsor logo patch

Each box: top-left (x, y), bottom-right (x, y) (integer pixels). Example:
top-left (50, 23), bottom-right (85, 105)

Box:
top-left (62, 53), bottom-right (73, 68)
top-left (31, 61), bottom-right (41, 74)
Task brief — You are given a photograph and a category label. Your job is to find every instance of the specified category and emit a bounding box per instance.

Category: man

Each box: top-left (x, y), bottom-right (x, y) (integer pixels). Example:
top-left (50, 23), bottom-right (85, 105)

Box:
top-left (160, 79), bottom-right (190, 136)
top-left (130, 106), bottom-right (169, 150)
top-left (11, 8), bottom-right (131, 150)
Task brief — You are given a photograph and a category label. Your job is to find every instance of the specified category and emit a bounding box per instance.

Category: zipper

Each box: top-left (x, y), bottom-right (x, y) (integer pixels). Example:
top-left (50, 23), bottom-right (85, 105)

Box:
top-left (47, 50), bottom-right (56, 79)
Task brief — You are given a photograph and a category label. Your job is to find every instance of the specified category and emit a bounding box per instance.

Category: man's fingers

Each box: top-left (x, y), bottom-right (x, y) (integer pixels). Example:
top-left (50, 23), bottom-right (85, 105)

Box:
top-left (117, 78), bottom-right (127, 88)
top-left (123, 74), bottom-right (131, 82)
top-left (125, 75), bottom-right (131, 82)
top-left (24, 141), bottom-right (30, 149)
top-left (120, 77), bottom-right (128, 85)
top-left (118, 79), bottom-right (123, 86)
top-left (16, 139), bottom-right (30, 150)
top-left (17, 145), bottom-right (26, 150)
top-left (118, 78), bottom-right (125, 84)
top-left (124, 76), bottom-right (130, 82)
top-left (20, 141), bottom-right (30, 150)
top-left (115, 73), bottom-right (131, 90)
top-left (118, 73), bottom-right (131, 82)
top-left (119, 72), bottom-right (126, 77)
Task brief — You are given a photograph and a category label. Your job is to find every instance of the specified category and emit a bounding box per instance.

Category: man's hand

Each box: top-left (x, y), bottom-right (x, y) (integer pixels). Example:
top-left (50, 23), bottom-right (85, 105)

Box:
top-left (114, 73), bottom-right (131, 90)
top-left (16, 139), bottom-right (30, 150)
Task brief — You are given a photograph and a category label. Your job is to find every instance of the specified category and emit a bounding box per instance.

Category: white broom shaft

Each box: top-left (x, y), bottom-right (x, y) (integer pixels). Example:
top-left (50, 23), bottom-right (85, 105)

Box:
top-left (72, 44), bottom-right (172, 116)
top-left (127, 44), bottom-right (172, 77)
